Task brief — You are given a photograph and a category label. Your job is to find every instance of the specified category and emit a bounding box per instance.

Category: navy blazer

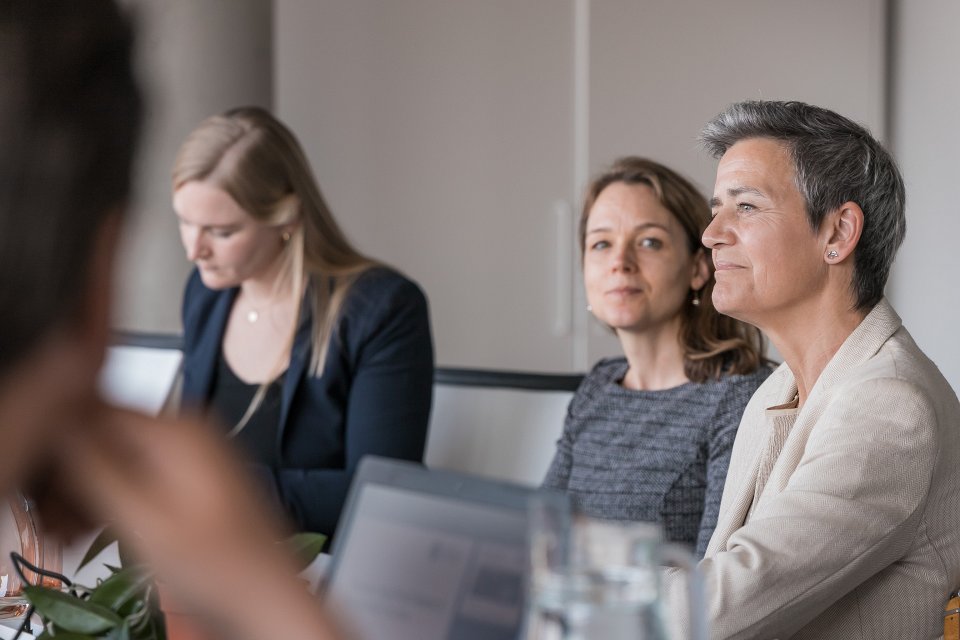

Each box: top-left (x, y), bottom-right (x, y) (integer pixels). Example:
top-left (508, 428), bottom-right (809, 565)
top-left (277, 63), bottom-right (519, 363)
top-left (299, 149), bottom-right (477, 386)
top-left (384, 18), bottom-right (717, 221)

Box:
top-left (181, 266), bottom-right (434, 536)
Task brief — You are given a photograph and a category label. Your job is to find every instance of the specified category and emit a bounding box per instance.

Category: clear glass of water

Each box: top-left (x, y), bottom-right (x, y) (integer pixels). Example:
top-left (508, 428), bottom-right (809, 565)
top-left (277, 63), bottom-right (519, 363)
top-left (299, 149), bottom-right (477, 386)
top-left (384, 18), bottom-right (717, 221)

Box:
top-left (525, 494), bottom-right (704, 640)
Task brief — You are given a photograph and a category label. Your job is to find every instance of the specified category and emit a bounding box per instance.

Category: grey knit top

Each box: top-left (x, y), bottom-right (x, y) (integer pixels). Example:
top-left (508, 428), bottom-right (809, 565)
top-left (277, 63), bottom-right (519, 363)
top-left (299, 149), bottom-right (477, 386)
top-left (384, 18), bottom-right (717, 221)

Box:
top-left (543, 357), bottom-right (772, 557)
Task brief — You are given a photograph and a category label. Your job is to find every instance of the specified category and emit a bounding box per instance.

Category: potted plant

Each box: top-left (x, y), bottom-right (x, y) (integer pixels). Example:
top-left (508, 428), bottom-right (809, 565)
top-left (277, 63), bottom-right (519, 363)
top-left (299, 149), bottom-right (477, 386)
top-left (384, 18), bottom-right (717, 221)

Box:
top-left (11, 530), bottom-right (326, 640)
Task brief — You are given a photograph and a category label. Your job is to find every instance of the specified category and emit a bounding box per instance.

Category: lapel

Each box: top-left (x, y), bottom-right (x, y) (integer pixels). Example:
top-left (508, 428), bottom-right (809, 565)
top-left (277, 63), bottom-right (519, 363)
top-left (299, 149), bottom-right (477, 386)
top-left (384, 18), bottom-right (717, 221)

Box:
top-left (187, 287), bottom-right (238, 402)
top-left (277, 292), bottom-right (315, 444)
top-left (707, 365), bottom-right (797, 556)
top-left (707, 299), bottom-right (903, 555)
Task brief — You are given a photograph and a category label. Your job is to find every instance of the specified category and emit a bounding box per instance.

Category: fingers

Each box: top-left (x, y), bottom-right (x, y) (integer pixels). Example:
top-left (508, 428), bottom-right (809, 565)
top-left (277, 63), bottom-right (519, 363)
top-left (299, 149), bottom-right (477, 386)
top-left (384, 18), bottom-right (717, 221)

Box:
top-left (0, 328), bottom-right (102, 489)
top-left (48, 405), bottom-right (342, 640)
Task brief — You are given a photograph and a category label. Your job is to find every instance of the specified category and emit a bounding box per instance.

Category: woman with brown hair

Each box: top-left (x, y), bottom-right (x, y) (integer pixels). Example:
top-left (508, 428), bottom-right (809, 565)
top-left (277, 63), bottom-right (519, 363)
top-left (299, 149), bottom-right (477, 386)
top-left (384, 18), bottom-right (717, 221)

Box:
top-left (543, 156), bottom-right (771, 557)
top-left (172, 107), bottom-right (434, 539)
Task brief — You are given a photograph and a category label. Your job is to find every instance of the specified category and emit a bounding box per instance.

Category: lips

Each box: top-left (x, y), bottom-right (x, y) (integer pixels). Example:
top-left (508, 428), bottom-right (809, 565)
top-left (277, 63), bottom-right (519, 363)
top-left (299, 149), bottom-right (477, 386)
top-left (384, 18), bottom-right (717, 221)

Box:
top-left (605, 286), bottom-right (643, 296)
top-left (713, 258), bottom-right (744, 271)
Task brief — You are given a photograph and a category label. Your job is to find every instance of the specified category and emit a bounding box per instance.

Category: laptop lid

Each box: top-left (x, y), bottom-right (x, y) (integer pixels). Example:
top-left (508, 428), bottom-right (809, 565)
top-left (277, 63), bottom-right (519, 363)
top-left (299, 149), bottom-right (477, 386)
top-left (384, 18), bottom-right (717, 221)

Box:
top-left (323, 456), bottom-right (565, 640)
top-left (98, 344), bottom-right (182, 416)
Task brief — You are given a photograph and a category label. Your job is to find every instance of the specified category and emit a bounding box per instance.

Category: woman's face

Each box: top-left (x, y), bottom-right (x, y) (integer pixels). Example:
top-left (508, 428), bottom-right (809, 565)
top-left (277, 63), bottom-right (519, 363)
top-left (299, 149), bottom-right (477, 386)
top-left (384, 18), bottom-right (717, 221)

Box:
top-left (702, 137), bottom-right (827, 328)
top-left (583, 181), bottom-right (708, 337)
top-left (173, 181), bottom-right (287, 290)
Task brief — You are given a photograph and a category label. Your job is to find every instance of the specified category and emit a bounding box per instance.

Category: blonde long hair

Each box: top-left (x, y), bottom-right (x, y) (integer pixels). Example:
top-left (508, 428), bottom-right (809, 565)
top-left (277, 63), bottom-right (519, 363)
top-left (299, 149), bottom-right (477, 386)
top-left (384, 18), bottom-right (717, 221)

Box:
top-left (173, 106), bottom-right (377, 377)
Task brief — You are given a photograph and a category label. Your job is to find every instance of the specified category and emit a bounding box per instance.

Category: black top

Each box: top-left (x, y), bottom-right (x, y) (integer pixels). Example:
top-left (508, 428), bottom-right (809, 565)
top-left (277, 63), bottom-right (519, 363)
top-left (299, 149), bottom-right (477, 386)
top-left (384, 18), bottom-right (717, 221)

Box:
top-left (208, 351), bottom-right (284, 467)
top-left (181, 266), bottom-right (434, 537)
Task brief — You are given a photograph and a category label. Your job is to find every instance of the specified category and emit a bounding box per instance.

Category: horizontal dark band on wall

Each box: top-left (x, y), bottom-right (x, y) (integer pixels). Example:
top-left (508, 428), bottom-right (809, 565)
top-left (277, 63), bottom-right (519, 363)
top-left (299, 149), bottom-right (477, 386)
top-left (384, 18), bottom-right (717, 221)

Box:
top-left (432, 367), bottom-right (582, 392)
top-left (111, 330), bottom-right (183, 350)
top-left (110, 331), bottom-right (584, 393)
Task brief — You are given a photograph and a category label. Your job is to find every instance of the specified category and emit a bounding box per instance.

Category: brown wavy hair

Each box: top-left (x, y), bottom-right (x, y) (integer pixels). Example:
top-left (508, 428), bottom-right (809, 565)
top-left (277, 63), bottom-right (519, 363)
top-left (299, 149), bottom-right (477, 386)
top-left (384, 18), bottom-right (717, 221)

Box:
top-left (580, 157), bottom-right (767, 382)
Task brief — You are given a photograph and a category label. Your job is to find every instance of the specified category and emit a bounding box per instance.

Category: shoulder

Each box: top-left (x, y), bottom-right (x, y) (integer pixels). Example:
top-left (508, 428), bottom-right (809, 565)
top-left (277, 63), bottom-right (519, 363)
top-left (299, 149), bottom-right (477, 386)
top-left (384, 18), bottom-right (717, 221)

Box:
top-left (565, 357), bottom-right (626, 414)
top-left (817, 301), bottom-right (955, 418)
top-left (334, 266), bottom-right (433, 358)
top-left (575, 357), bottom-right (627, 394)
top-left (692, 364), bottom-right (777, 440)
top-left (343, 266), bottom-right (429, 317)
top-left (851, 325), bottom-right (947, 391)
top-left (713, 364), bottom-right (775, 407)
top-left (831, 327), bottom-right (957, 429)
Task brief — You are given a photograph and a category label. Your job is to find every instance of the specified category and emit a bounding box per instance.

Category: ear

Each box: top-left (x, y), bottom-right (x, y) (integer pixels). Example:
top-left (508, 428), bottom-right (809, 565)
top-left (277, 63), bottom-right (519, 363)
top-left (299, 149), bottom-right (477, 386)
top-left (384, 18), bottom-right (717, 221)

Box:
top-left (690, 247), bottom-right (711, 291)
top-left (823, 201), bottom-right (864, 262)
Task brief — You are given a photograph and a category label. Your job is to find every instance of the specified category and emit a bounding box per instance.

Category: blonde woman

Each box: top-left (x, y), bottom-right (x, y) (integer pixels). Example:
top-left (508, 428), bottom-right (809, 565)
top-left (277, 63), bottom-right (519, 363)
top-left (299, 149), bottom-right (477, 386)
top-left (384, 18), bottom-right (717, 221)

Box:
top-left (173, 107), bottom-right (434, 538)
top-left (543, 157), bottom-right (771, 557)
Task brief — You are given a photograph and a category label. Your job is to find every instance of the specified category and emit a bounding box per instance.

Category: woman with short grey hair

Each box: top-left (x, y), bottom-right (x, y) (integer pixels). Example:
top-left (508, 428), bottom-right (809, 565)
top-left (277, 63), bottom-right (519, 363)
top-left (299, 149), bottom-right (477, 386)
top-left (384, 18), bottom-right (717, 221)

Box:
top-left (700, 100), bottom-right (906, 311)
top-left (691, 100), bottom-right (960, 639)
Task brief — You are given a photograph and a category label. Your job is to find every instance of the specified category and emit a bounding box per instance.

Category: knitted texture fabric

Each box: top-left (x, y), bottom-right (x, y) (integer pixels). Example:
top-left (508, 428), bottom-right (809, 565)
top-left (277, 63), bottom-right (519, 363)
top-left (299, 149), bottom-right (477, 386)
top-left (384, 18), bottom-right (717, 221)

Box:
top-left (543, 357), bottom-right (771, 557)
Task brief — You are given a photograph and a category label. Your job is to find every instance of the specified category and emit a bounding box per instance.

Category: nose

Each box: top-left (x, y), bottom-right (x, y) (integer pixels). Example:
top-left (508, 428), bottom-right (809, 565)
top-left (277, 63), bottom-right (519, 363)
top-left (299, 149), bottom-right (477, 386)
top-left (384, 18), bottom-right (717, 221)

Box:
top-left (611, 242), bottom-right (637, 273)
top-left (180, 225), bottom-right (207, 261)
top-left (702, 210), bottom-right (729, 250)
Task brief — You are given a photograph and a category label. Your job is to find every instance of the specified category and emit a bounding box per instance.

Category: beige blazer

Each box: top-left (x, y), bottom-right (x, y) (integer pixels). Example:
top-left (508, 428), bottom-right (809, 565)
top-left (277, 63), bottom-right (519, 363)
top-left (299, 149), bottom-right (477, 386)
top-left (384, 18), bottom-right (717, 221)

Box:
top-left (698, 299), bottom-right (960, 639)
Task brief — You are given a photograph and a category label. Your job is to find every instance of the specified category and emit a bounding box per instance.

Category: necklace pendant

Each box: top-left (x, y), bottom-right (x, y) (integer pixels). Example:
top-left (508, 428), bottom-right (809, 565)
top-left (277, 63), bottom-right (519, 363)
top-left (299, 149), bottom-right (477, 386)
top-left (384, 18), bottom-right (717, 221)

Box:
top-left (247, 309), bottom-right (259, 323)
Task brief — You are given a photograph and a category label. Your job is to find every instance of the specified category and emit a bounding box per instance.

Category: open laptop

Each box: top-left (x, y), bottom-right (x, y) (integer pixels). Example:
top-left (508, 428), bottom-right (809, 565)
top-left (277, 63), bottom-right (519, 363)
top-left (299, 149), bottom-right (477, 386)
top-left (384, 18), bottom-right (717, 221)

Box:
top-left (323, 456), bottom-right (565, 640)
top-left (98, 344), bottom-right (182, 415)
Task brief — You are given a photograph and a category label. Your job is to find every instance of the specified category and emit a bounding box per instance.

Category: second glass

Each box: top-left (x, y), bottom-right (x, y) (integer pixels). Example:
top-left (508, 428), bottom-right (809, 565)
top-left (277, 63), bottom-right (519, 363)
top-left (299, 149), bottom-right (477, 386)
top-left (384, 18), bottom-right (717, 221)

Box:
top-left (525, 494), bottom-right (705, 640)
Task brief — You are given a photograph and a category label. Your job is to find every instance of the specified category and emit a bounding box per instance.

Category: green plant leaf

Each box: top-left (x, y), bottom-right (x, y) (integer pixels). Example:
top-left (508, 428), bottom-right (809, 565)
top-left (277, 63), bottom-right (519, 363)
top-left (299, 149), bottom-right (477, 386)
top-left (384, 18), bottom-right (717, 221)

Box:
top-left (88, 566), bottom-right (153, 611)
top-left (286, 532), bottom-right (327, 570)
top-left (24, 585), bottom-right (123, 634)
top-left (117, 540), bottom-right (138, 569)
top-left (37, 631), bottom-right (93, 640)
top-left (105, 620), bottom-right (132, 640)
top-left (78, 528), bottom-right (119, 572)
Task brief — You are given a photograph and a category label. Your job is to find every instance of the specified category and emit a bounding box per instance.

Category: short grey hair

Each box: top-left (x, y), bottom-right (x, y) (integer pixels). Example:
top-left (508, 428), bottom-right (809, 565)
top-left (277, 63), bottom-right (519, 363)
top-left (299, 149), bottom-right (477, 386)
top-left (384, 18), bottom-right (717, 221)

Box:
top-left (699, 100), bottom-right (905, 311)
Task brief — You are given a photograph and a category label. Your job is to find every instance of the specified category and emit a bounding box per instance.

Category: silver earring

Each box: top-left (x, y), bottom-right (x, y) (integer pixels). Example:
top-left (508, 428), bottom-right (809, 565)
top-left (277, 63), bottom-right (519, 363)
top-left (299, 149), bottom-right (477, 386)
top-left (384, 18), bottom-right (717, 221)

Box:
top-left (691, 290), bottom-right (701, 307)
top-left (827, 250), bottom-right (839, 259)
top-left (586, 304), bottom-right (592, 312)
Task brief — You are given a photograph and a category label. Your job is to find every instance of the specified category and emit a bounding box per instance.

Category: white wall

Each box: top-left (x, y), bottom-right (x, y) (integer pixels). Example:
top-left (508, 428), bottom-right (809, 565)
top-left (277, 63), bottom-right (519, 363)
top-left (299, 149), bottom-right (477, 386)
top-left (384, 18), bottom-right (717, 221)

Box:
top-left (887, 0), bottom-right (960, 394)
top-left (110, 1), bottom-right (960, 391)
top-left (273, 0), bottom-right (886, 372)
top-left (274, 0), bottom-right (578, 372)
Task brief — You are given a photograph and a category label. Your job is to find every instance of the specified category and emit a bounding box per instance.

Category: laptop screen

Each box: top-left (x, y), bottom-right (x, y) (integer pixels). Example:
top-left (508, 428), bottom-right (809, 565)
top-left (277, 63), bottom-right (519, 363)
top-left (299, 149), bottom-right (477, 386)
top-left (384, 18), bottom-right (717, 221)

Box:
top-left (324, 457), bottom-right (561, 640)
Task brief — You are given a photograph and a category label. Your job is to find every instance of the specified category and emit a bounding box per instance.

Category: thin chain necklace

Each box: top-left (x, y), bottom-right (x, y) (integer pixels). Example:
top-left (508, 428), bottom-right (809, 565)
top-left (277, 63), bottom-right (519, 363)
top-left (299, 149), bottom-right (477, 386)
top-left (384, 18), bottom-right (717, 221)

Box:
top-left (242, 288), bottom-right (293, 324)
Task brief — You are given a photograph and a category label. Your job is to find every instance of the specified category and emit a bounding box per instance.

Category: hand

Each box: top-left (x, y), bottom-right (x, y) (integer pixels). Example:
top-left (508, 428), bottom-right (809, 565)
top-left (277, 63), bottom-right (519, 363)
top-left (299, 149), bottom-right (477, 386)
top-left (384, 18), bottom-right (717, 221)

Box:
top-left (54, 405), bottom-right (342, 640)
top-left (0, 328), bottom-right (100, 494)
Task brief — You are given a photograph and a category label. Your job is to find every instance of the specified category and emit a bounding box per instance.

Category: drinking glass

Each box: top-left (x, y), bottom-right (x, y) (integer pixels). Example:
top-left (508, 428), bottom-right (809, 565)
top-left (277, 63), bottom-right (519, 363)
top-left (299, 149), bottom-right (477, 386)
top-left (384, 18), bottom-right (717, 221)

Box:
top-left (525, 494), bottom-right (705, 640)
top-left (0, 493), bottom-right (61, 619)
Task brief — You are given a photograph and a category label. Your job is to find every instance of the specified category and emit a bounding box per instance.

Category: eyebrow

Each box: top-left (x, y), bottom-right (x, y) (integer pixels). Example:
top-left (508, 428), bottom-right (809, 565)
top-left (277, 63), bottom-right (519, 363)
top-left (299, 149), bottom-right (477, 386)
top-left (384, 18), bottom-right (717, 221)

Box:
top-left (586, 222), bottom-right (669, 234)
top-left (174, 215), bottom-right (239, 230)
top-left (709, 186), bottom-right (765, 208)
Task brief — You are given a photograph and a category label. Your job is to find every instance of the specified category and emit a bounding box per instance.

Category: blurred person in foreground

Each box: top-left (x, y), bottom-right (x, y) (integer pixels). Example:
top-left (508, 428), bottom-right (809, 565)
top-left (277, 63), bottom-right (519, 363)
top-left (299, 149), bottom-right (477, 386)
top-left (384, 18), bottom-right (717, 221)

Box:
top-left (542, 157), bottom-right (771, 558)
top-left (684, 100), bottom-right (960, 639)
top-left (0, 2), bottom-right (339, 639)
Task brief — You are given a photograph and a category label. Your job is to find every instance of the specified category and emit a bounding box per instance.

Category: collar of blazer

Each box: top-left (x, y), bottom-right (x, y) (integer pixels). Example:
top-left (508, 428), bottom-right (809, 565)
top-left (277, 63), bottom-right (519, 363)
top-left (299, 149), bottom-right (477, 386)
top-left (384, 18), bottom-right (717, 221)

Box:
top-left (706, 298), bottom-right (902, 555)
